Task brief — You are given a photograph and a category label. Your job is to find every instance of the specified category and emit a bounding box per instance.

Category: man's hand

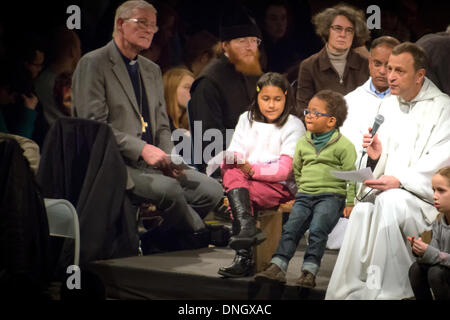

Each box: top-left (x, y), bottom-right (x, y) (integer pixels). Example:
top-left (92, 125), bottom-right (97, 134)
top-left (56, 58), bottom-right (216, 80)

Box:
top-left (165, 165), bottom-right (185, 179)
top-left (363, 175), bottom-right (400, 191)
top-left (141, 144), bottom-right (170, 170)
top-left (343, 206), bottom-right (354, 218)
top-left (363, 128), bottom-right (382, 160)
top-left (22, 93), bottom-right (38, 110)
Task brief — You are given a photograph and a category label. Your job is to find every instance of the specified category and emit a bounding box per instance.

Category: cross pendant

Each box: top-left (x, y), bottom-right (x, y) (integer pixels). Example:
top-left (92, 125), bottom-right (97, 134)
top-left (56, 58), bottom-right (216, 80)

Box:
top-left (141, 116), bottom-right (148, 133)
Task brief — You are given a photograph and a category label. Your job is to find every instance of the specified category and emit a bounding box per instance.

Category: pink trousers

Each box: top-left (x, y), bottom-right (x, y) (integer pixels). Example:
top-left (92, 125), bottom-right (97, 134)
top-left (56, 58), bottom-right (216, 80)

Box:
top-left (222, 166), bottom-right (293, 215)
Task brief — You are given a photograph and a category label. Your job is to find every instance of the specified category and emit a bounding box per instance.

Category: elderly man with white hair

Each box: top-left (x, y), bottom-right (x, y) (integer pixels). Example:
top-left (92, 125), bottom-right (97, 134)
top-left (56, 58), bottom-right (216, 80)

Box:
top-left (71, 0), bottom-right (223, 251)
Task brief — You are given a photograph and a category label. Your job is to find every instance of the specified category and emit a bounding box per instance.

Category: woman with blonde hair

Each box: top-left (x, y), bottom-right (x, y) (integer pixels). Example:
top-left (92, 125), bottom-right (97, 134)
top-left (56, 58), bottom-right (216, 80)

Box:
top-left (162, 67), bottom-right (195, 132)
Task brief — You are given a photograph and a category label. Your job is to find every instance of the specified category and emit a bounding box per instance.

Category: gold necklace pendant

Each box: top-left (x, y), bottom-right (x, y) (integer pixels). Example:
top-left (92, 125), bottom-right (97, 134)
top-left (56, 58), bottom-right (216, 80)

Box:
top-left (141, 116), bottom-right (148, 133)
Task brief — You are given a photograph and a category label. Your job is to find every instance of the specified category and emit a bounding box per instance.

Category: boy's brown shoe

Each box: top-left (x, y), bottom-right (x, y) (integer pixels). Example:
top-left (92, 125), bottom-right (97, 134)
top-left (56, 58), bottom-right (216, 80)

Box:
top-left (254, 263), bottom-right (286, 283)
top-left (296, 270), bottom-right (316, 288)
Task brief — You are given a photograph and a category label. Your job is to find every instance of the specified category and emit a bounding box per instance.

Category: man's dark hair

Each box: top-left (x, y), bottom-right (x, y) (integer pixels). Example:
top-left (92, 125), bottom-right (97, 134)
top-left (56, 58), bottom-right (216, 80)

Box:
top-left (370, 36), bottom-right (400, 50)
top-left (313, 90), bottom-right (348, 128)
top-left (391, 42), bottom-right (428, 71)
top-left (248, 72), bottom-right (294, 127)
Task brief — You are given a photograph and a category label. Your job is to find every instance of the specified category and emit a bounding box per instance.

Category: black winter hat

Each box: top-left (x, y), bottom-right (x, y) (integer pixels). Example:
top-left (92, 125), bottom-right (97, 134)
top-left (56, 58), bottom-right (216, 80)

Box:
top-left (219, 4), bottom-right (262, 42)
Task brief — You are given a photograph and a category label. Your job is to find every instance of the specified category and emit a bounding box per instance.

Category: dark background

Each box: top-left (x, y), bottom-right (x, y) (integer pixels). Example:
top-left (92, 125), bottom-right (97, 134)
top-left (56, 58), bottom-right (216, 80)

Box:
top-left (1, 0), bottom-right (449, 74)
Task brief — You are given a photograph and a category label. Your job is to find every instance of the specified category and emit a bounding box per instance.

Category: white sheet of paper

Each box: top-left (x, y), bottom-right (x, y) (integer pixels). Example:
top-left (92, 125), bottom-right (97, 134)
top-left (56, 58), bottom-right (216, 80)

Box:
top-left (331, 167), bottom-right (374, 182)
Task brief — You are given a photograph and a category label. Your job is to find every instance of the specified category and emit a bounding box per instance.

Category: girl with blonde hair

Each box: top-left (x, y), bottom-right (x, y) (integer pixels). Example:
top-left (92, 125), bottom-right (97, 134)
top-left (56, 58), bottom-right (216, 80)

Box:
top-left (162, 67), bottom-right (195, 131)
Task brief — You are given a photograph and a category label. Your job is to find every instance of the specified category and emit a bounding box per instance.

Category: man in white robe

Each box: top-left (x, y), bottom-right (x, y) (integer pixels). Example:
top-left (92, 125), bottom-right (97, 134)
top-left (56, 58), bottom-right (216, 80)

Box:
top-left (326, 42), bottom-right (450, 299)
top-left (341, 36), bottom-right (400, 159)
top-left (327, 36), bottom-right (400, 250)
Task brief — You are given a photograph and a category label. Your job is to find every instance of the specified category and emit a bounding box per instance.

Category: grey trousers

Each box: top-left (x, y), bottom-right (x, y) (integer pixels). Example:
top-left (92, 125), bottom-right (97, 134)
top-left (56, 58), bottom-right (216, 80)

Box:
top-left (127, 164), bottom-right (223, 233)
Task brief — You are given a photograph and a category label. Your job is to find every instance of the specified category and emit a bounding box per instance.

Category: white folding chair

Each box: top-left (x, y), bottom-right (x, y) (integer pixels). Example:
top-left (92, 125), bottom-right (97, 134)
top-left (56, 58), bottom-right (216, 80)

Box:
top-left (44, 198), bottom-right (80, 266)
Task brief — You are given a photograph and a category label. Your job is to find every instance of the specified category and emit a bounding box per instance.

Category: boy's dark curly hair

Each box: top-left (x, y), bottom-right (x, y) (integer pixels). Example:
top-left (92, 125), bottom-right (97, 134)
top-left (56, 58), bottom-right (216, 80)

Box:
top-left (313, 90), bottom-right (348, 128)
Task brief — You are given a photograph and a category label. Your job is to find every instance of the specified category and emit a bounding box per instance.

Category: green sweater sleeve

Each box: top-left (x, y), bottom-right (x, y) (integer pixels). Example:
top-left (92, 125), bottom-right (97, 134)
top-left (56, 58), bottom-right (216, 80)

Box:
top-left (293, 138), bottom-right (304, 187)
top-left (340, 139), bottom-right (357, 206)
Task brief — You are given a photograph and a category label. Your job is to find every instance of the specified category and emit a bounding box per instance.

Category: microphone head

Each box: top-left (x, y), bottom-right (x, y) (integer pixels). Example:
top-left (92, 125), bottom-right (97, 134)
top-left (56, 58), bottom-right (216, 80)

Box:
top-left (375, 114), bottom-right (384, 125)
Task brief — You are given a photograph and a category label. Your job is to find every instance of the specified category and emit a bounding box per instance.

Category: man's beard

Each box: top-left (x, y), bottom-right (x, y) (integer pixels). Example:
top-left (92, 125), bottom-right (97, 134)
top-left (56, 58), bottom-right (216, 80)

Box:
top-left (227, 48), bottom-right (263, 76)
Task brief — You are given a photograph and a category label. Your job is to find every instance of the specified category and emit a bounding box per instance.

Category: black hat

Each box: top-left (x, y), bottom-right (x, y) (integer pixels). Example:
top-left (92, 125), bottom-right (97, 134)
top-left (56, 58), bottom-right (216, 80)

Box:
top-left (219, 4), bottom-right (261, 42)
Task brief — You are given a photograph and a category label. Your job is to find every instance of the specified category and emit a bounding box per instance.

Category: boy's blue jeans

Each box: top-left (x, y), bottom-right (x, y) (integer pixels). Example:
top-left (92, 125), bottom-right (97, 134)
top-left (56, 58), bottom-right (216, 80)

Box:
top-left (271, 192), bottom-right (345, 276)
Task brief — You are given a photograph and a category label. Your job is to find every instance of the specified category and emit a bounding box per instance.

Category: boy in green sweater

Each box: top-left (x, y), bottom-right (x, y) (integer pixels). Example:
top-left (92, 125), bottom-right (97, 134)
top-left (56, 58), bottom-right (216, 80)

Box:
top-left (255, 90), bottom-right (356, 288)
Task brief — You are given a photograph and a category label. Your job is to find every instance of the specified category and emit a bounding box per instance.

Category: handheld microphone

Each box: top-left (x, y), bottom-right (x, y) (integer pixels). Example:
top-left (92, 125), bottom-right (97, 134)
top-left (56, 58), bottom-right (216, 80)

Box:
top-left (362, 114), bottom-right (384, 155)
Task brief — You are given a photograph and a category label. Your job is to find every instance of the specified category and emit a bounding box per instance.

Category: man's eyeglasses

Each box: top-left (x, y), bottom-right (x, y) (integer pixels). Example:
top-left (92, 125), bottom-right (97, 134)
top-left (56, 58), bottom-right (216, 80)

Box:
top-left (330, 25), bottom-right (354, 35)
top-left (304, 109), bottom-right (333, 119)
top-left (126, 18), bottom-right (159, 33)
top-left (235, 37), bottom-right (262, 48)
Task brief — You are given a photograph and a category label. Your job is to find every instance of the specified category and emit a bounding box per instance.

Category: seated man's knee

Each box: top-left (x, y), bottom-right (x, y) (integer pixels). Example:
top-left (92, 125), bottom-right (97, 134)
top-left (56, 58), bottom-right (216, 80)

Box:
top-left (159, 180), bottom-right (185, 205)
top-left (186, 171), bottom-right (224, 205)
top-left (376, 188), bottom-right (407, 207)
top-left (375, 188), bottom-right (412, 221)
top-left (200, 176), bottom-right (223, 198)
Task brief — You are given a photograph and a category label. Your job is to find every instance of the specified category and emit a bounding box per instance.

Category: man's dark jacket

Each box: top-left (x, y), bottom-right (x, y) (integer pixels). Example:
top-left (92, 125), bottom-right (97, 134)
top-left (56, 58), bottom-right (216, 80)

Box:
top-left (188, 55), bottom-right (259, 172)
top-left (0, 137), bottom-right (51, 297)
top-left (37, 118), bottom-right (139, 267)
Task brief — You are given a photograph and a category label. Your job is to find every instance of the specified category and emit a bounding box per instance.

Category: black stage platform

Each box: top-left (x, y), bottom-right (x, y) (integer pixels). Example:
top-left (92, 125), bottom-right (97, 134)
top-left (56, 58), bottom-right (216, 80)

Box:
top-left (87, 241), bottom-right (338, 300)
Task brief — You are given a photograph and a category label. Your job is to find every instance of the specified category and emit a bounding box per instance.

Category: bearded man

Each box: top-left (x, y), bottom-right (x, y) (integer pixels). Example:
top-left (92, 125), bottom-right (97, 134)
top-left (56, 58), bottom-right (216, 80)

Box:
top-left (188, 5), bottom-right (263, 174)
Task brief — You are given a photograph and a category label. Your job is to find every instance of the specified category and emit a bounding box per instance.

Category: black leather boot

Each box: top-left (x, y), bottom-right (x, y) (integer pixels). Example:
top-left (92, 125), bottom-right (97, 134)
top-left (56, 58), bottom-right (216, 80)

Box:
top-left (217, 249), bottom-right (254, 278)
top-left (227, 188), bottom-right (266, 250)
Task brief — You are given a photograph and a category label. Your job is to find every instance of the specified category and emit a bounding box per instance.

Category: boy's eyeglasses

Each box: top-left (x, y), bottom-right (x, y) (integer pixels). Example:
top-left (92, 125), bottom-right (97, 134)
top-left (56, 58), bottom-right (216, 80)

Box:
top-left (303, 109), bottom-right (333, 119)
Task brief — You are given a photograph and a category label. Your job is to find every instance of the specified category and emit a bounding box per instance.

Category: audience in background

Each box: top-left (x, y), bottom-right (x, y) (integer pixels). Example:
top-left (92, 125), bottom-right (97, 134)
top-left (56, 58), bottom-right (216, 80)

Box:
top-left (52, 72), bottom-right (73, 117)
top-left (163, 67), bottom-right (195, 163)
top-left (416, 26), bottom-right (450, 96)
top-left (183, 30), bottom-right (219, 77)
top-left (162, 67), bottom-right (194, 131)
top-left (34, 27), bottom-right (81, 127)
top-left (141, 2), bottom-right (184, 73)
top-left (0, 42), bottom-right (41, 140)
top-left (258, 0), bottom-right (302, 74)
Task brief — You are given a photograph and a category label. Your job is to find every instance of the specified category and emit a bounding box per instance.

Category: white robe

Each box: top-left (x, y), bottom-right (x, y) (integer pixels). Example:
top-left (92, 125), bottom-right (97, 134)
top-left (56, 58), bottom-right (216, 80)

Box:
top-left (327, 79), bottom-right (391, 250)
top-left (341, 78), bottom-right (391, 160)
top-left (326, 78), bottom-right (450, 300)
